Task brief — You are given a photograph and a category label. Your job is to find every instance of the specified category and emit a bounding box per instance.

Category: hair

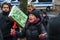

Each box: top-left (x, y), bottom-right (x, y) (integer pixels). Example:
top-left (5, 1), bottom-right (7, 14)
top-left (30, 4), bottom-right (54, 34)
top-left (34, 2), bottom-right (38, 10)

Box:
top-left (27, 2), bottom-right (35, 9)
top-left (1, 2), bottom-right (12, 9)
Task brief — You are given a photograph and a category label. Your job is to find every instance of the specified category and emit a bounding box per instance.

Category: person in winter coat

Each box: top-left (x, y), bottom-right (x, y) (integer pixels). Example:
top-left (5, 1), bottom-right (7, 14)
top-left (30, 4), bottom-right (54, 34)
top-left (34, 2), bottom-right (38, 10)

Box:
top-left (18, 11), bottom-right (46, 40)
top-left (48, 15), bottom-right (60, 40)
top-left (47, 14), bottom-right (60, 40)
top-left (0, 2), bottom-right (14, 40)
top-left (10, 10), bottom-right (47, 40)
top-left (42, 12), bottom-right (49, 31)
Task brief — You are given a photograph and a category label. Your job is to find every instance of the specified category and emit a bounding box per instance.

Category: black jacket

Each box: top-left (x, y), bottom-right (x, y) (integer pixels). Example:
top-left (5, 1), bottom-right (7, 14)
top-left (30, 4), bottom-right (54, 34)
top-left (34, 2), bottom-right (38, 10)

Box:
top-left (21, 20), bottom-right (42, 40)
top-left (43, 15), bottom-right (49, 25)
top-left (48, 15), bottom-right (60, 40)
top-left (0, 12), bottom-right (14, 38)
top-left (43, 16), bottom-right (49, 31)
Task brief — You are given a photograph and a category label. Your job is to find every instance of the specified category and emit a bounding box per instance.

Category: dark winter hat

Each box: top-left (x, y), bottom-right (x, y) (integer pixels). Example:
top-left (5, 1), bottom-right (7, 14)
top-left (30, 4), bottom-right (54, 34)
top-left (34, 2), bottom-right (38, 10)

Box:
top-left (29, 10), bottom-right (41, 18)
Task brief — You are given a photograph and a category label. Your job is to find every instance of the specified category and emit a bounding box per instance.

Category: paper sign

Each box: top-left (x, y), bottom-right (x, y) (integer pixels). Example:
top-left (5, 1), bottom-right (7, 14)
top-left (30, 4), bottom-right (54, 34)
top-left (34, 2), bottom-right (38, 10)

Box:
top-left (9, 6), bottom-right (28, 28)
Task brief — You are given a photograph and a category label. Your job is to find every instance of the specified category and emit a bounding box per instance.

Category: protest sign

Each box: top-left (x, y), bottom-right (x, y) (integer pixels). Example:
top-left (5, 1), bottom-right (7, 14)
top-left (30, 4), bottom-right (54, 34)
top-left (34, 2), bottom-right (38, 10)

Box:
top-left (9, 6), bottom-right (28, 28)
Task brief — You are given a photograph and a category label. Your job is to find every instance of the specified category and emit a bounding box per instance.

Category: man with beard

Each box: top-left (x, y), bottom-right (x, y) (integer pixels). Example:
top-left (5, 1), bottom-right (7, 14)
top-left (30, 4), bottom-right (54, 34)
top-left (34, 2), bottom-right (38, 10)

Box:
top-left (0, 2), bottom-right (14, 40)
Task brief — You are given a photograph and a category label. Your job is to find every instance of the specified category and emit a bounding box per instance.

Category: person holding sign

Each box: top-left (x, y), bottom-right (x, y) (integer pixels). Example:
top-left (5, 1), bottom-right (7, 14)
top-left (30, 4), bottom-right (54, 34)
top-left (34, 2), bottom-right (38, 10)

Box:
top-left (10, 7), bottom-right (47, 40)
top-left (17, 11), bottom-right (46, 40)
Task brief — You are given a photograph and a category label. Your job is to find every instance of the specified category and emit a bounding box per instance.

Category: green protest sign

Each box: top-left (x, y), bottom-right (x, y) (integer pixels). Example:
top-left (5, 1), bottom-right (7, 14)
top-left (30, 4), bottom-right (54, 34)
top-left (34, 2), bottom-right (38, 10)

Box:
top-left (9, 6), bottom-right (28, 28)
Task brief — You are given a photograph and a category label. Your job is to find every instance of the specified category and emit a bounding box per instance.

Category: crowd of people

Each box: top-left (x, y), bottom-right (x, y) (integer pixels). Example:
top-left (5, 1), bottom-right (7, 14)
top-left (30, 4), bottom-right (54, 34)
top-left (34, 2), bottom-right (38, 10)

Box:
top-left (0, 2), bottom-right (60, 40)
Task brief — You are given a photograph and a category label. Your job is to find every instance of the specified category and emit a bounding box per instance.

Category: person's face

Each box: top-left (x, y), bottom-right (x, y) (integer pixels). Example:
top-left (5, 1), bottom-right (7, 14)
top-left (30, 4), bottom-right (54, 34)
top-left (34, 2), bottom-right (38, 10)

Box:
top-left (29, 14), bottom-right (36, 22)
top-left (27, 5), bottom-right (33, 12)
top-left (43, 14), bottom-right (46, 17)
top-left (2, 4), bottom-right (10, 12)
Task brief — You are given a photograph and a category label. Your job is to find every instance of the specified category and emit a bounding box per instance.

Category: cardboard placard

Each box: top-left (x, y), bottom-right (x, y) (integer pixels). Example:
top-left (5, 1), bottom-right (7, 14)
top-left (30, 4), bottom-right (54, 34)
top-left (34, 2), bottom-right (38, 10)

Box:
top-left (8, 6), bottom-right (28, 28)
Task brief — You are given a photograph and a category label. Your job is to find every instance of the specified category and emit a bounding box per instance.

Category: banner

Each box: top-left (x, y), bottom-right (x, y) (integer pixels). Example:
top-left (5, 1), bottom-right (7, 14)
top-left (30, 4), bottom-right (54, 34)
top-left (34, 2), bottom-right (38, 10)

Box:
top-left (9, 6), bottom-right (28, 28)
